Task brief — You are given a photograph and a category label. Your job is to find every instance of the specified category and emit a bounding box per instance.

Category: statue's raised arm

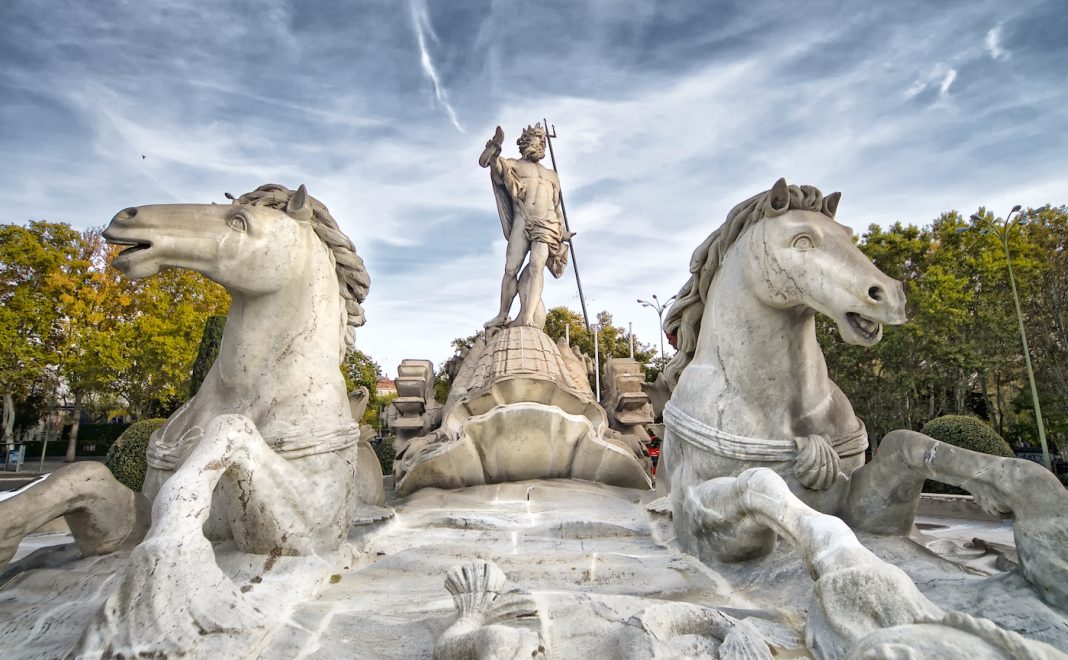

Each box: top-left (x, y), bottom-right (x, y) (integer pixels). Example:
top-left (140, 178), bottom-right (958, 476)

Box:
top-left (478, 125), bottom-right (504, 170)
top-left (479, 125), bottom-right (514, 242)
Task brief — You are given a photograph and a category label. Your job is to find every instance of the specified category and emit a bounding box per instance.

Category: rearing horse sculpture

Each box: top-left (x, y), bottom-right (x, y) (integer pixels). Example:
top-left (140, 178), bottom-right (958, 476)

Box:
top-left (0, 184), bottom-right (377, 655)
top-left (660, 178), bottom-right (1068, 611)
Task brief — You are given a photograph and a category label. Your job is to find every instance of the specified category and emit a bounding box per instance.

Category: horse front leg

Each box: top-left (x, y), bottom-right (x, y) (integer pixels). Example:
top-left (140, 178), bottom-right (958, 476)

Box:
top-left (0, 462), bottom-right (149, 571)
top-left (74, 414), bottom-right (275, 658)
top-left (843, 429), bottom-right (1068, 610)
top-left (683, 468), bottom-right (943, 658)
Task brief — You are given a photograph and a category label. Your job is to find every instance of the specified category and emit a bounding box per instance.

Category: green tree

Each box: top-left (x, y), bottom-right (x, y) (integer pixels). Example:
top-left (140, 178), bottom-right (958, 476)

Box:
top-left (189, 315), bottom-right (227, 398)
top-left (113, 266), bottom-right (230, 418)
top-left (0, 221), bottom-right (81, 447)
top-left (543, 307), bottom-right (656, 367)
top-left (342, 349), bottom-right (384, 425)
top-left (57, 229), bottom-right (135, 461)
top-left (818, 206), bottom-right (1064, 453)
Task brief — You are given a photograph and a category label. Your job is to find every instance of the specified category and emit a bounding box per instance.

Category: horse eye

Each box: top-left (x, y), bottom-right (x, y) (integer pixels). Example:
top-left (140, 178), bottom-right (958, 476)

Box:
top-left (227, 214), bottom-right (248, 232)
top-left (792, 234), bottom-right (814, 250)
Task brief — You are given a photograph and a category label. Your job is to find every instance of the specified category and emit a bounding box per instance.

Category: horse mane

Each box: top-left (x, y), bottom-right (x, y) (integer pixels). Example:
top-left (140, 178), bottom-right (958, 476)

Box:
top-left (661, 181), bottom-right (832, 388)
top-left (231, 184), bottom-right (370, 353)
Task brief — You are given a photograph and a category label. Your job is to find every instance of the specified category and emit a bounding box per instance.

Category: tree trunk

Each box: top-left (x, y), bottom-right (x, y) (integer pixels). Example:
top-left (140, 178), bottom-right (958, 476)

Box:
top-left (65, 391), bottom-right (82, 463)
top-left (2, 392), bottom-right (13, 453)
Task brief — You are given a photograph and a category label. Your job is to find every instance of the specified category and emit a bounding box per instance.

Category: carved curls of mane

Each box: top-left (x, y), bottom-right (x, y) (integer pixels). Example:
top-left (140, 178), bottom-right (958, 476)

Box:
top-left (230, 184), bottom-right (371, 350)
top-left (661, 181), bottom-right (831, 389)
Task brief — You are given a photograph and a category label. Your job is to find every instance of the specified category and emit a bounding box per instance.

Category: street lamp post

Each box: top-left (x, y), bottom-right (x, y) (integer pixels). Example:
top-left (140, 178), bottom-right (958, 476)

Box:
top-left (637, 294), bottom-right (676, 360)
top-left (967, 206), bottom-right (1052, 470)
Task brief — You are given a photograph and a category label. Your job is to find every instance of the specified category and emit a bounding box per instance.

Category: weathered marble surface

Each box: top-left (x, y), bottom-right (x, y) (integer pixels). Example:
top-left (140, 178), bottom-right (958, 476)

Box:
top-left (480, 124), bottom-right (572, 330)
top-left (0, 184), bottom-right (382, 656)
top-left (2, 479), bottom-right (1064, 658)
top-left (394, 326), bottom-right (651, 496)
top-left (660, 178), bottom-right (1068, 613)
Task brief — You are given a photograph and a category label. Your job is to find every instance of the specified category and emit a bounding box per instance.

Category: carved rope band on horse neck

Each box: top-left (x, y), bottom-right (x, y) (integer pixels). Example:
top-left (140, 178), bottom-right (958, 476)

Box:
top-left (147, 421), bottom-right (360, 471)
top-left (663, 401), bottom-right (868, 462)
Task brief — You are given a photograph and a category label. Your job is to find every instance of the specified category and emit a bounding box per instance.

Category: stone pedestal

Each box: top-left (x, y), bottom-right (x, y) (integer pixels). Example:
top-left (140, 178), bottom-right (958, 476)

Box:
top-left (394, 327), bottom-right (651, 496)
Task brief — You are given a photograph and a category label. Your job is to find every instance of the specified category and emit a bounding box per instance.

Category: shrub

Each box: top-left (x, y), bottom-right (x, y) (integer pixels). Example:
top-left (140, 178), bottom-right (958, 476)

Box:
top-left (374, 436), bottom-right (395, 476)
top-left (920, 415), bottom-right (1014, 495)
top-left (190, 315), bottom-right (226, 398)
top-left (105, 418), bottom-right (166, 492)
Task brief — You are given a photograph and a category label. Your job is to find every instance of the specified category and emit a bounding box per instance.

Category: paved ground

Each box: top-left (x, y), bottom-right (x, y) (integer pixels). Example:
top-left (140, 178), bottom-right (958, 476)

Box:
top-left (0, 457), bottom-right (105, 492)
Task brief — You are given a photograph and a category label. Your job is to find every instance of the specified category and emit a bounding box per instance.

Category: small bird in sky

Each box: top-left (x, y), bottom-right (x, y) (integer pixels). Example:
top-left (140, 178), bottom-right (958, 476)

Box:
top-left (141, 155), bottom-right (146, 160)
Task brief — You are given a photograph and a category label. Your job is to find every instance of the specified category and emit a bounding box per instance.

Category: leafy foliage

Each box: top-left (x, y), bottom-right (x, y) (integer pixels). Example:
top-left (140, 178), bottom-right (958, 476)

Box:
top-left (105, 418), bottom-right (166, 492)
top-left (189, 315), bottom-right (226, 397)
top-left (374, 436), bottom-right (395, 475)
top-left (819, 206), bottom-right (1068, 459)
top-left (342, 349), bottom-right (385, 426)
top-left (1, 221), bottom-right (229, 431)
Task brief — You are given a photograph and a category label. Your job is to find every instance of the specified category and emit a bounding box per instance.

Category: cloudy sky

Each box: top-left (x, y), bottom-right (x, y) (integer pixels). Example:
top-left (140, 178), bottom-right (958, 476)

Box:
top-left (2, 0), bottom-right (1066, 374)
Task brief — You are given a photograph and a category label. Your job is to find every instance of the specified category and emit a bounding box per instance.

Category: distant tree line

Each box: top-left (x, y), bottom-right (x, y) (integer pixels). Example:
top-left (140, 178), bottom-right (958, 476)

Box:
top-left (817, 206), bottom-right (1068, 454)
top-left (0, 221), bottom-right (230, 457)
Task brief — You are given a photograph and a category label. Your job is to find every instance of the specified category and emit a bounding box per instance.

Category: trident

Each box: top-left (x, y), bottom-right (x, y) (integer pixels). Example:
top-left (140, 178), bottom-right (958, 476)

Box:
top-left (542, 118), bottom-right (591, 332)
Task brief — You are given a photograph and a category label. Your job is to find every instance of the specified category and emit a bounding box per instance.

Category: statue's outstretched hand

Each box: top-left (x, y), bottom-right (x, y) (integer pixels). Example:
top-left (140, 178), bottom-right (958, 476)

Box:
top-left (479, 126), bottom-right (505, 167)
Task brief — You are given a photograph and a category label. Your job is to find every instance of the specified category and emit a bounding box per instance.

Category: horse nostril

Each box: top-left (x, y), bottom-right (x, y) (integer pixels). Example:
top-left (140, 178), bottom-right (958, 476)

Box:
top-left (868, 285), bottom-right (884, 302)
top-left (117, 207), bottom-right (138, 220)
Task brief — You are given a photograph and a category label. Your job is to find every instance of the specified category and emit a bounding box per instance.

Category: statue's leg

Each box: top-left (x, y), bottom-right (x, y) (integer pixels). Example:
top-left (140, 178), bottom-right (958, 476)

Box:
top-left (514, 241), bottom-right (549, 327)
top-left (684, 468), bottom-right (942, 657)
top-left (843, 429), bottom-right (1068, 609)
top-left (0, 462), bottom-right (149, 570)
top-left (488, 225), bottom-right (529, 327)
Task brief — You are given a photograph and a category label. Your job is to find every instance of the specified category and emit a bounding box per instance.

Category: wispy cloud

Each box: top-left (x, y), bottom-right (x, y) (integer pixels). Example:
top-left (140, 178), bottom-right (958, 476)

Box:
top-left (985, 24), bottom-right (1008, 60)
top-left (939, 68), bottom-right (958, 95)
top-left (2, 0), bottom-right (1066, 373)
top-left (409, 0), bottom-right (464, 133)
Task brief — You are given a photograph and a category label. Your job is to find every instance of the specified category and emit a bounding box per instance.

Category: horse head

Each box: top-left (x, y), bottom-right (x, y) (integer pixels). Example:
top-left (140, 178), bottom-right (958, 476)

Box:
top-left (103, 185), bottom-right (318, 296)
top-left (735, 178), bottom-right (907, 346)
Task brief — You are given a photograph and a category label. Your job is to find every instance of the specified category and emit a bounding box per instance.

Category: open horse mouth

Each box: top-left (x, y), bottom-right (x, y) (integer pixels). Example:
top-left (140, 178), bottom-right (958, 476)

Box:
top-left (105, 237), bottom-right (153, 258)
top-left (846, 312), bottom-right (881, 341)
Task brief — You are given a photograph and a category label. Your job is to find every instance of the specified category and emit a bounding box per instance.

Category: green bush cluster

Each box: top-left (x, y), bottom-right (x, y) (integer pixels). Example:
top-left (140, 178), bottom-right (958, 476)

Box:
top-left (189, 315), bottom-right (226, 397)
top-left (920, 415), bottom-right (1014, 495)
top-left (374, 436), bottom-right (395, 476)
top-left (105, 418), bottom-right (166, 492)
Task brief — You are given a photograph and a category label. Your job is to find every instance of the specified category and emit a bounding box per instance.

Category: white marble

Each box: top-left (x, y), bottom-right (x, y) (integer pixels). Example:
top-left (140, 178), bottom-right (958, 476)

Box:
top-left (2, 479), bottom-right (1064, 658)
top-left (480, 124), bottom-right (572, 330)
top-left (660, 178), bottom-right (1068, 615)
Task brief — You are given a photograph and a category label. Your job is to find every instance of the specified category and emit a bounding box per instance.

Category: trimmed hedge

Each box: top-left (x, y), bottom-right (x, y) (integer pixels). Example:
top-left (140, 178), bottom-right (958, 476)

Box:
top-left (374, 436), bottom-right (395, 476)
top-left (190, 315), bottom-right (226, 397)
top-left (921, 415), bottom-right (1014, 495)
top-left (105, 418), bottom-right (166, 492)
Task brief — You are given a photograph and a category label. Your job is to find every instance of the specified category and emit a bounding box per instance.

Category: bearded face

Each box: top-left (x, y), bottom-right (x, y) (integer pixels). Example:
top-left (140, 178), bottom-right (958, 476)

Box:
top-left (517, 129), bottom-right (546, 162)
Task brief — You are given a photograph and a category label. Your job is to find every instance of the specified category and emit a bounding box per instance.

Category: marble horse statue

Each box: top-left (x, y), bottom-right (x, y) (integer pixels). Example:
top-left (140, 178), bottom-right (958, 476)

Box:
top-left (0, 184), bottom-right (377, 655)
top-left (659, 178), bottom-right (1068, 611)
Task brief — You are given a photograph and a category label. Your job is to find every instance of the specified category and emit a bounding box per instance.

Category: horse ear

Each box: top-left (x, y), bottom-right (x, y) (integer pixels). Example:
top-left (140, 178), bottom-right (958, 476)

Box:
top-left (286, 184), bottom-right (313, 222)
top-left (823, 192), bottom-right (841, 218)
top-left (769, 178), bottom-right (790, 212)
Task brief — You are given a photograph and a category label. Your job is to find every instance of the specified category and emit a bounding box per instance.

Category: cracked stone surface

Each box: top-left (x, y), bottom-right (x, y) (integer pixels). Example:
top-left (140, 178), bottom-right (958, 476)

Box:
top-left (2, 480), bottom-right (1065, 658)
